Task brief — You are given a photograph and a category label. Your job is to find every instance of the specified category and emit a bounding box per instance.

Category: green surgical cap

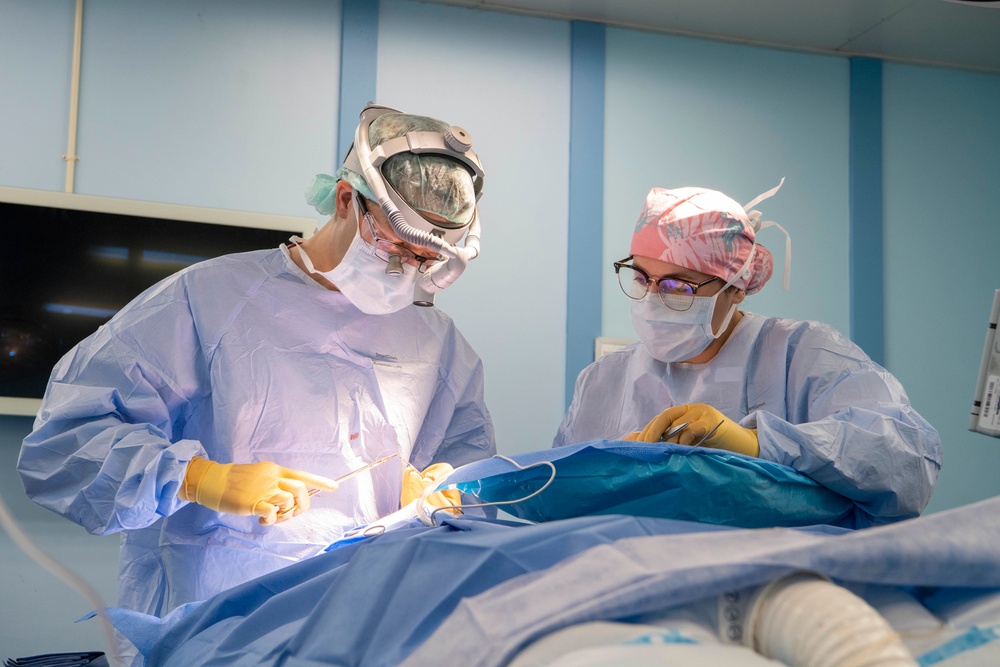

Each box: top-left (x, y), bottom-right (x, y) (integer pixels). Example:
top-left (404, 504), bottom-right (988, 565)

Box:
top-left (335, 112), bottom-right (477, 225)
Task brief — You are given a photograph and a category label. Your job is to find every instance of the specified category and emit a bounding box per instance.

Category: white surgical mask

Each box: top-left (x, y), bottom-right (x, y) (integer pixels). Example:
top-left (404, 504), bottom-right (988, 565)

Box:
top-left (295, 200), bottom-right (418, 315)
top-left (631, 292), bottom-right (737, 363)
top-left (631, 246), bottom-right (754, 363)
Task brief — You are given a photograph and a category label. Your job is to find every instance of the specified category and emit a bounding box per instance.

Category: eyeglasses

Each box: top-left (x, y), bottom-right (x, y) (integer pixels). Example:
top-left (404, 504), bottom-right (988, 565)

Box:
top-left (613, 256), bottom-right (720, 311)
top-left (359, 197), bottom-right (441, 274)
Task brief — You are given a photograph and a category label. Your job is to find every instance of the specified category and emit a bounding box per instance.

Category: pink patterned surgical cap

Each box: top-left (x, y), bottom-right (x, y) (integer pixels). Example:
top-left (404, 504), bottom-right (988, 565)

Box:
top-left (630, 186), bottom-right (774, 295)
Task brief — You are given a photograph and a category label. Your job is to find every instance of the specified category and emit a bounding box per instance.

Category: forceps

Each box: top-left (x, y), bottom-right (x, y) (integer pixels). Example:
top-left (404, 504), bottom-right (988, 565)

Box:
top-left (658, 422), bottom-right (689, 443)
top-left (277, 453), bottom-right (400, 518)
top-left (657, 420), bottom-right (725, 447)
top-left (330, 452), bottom-right (400, 485)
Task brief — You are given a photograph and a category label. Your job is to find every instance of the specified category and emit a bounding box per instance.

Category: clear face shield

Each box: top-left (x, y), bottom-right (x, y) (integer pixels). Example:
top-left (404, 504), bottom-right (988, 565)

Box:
top-left (342, 103), bottom-right (486, 307)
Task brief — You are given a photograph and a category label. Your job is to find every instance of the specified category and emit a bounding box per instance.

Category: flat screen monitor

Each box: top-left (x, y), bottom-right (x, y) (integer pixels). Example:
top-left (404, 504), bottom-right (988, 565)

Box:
top-left (0, 186), bottom-right (316, 417)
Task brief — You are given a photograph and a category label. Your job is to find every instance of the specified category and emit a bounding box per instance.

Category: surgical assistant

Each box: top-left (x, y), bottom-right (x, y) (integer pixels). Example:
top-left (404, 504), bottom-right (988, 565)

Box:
top-left (555, 183), bottom-right (941, 525)
top-left (17, 105), bottom-right (496, 635)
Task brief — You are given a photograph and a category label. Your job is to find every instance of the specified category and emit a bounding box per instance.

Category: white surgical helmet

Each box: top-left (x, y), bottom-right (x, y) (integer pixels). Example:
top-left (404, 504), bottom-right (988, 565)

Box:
top-left (336, 112), bottom-right (477, 226)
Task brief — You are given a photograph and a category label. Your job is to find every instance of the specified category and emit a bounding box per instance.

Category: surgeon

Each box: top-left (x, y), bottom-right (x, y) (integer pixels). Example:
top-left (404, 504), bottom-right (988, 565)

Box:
top-left (554, 182), bottom-right (942, 525)
top-left (18, 103), bottom-right (494, 662)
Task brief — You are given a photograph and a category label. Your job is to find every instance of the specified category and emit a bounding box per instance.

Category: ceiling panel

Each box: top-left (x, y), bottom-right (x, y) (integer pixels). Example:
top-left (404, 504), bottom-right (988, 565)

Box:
top-left (421, 0), bottom-right (1000, 72)
top-left (843, 2), bottom-right (1000, 69)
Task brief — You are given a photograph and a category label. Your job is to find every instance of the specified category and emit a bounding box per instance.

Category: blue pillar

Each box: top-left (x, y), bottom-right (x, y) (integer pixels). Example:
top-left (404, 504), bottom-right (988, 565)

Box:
top-left (849, 57), bottom-right (885, 366)
top-left (337, 0), bottom-right (379, 166)
top-left (565, 21), bottom-right (606, 408)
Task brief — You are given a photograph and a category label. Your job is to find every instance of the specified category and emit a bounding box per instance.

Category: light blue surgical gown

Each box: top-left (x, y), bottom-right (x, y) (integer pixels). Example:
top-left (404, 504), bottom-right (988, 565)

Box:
top-left (554, 312), bottom-right (941, 526)
top-left (18, 245), bottom-right (495, 620)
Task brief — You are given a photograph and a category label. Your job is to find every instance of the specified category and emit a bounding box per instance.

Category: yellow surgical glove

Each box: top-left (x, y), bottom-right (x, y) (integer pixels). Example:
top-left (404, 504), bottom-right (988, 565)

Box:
top-left (633, 403), bottom-right (760, 457)
top-left (179, 457), bottom-right (339, 526)
top-left (401, 463), bottom-right (461, 515)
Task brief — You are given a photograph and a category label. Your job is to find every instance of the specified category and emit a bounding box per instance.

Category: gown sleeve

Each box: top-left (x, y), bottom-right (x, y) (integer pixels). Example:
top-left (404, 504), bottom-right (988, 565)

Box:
top-left (18, 278), bottom-right (210, 535)
top-left (749, 320), bottom-right (942, 526)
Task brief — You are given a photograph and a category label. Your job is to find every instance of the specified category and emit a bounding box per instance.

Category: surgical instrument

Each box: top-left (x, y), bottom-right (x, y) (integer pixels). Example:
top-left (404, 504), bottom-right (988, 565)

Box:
top-left (658, 419), bottom-right (725, 447)
top-left (332, 453), bottom-right (401, 485)
top-left (693, 420), bottom-right (725, 447)
top-left (658, 422), bottom-right (689, 443)
top-left (278, 453), bottom-right (400, 518)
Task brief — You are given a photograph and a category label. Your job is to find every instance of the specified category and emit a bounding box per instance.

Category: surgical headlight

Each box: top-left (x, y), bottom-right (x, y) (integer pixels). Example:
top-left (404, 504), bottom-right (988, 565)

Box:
top-left (343, 103), bottom-right (485, 306)
top-left (343, 103), bottom-right (483, 244)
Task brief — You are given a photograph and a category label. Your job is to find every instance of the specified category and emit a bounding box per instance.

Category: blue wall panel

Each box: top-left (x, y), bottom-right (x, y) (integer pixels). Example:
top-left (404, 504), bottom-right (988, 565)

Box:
top-left (337, 0), bottom-right (379, 163)
top-left (565, 21), bottom-right (606, 408)
top-left (849, 57), bottom-right (885, 365)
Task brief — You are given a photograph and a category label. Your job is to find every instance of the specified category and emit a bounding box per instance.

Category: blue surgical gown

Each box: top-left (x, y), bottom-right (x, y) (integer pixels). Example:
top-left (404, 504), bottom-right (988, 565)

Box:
top-left (18, 245), bottom-right (495, 620)
top-left (554, 312), bottom-right (941, 526)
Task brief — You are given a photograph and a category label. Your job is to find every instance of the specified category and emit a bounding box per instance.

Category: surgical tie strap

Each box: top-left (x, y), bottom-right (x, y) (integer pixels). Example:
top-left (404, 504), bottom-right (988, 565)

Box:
top-left (744, 177), bottom-right (791, 291)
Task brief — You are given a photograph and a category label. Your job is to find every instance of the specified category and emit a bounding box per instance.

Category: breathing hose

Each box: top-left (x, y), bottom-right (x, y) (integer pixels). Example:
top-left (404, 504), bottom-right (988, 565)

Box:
top-left (746, 573), bottom-right (917, 667)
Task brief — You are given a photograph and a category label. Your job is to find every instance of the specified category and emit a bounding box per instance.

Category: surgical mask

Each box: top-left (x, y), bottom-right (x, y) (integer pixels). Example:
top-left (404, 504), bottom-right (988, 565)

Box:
top-left (296, 200), bottom-right (418, 315)
top-left (631, 247), bottom-right (753, 363)
top-left (631, 293), bottom-right (738, 363)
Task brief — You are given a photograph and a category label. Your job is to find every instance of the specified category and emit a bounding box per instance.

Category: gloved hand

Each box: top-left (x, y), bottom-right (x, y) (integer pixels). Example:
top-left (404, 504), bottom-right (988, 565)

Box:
top-left (629, 403), bottom-right (760, 457)
top-left (179, 456), bottom-right (339, 526)
top-left (401, 462), bottom-right (461, 515)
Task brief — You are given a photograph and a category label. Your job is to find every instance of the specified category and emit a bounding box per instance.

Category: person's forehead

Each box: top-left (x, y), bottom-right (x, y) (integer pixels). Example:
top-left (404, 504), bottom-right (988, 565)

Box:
top-left (633, 255), bottom-right (713, 281)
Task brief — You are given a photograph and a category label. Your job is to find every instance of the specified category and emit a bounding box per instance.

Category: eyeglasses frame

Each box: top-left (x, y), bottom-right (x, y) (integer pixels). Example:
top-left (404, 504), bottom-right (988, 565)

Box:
top-left (613, 255), bottom-right (721, 310)
top-left (356, 194), bottom-right (441, 272)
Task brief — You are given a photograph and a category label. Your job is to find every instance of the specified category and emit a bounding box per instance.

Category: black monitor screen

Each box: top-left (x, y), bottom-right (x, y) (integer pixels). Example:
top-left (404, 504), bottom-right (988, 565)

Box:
top-left (0, 196), bottom-right (310, 402)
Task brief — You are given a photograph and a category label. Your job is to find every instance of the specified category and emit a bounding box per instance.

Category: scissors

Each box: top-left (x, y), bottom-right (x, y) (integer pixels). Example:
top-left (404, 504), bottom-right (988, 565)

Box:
top-left (277, 453), bottom-right (400, 518)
